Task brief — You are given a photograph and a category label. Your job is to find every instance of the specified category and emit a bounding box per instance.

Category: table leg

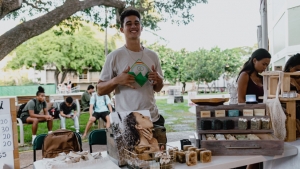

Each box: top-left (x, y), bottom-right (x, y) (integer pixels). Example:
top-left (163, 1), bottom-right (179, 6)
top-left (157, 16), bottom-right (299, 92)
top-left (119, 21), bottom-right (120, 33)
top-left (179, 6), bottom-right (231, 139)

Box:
top-left (285, 101), bottom-right (296, 142)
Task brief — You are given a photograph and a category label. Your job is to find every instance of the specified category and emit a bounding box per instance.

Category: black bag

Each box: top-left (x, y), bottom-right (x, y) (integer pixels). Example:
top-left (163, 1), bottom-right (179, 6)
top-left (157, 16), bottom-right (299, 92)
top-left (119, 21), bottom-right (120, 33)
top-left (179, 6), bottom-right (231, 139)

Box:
top-left (17, 103), bottom-right (27, 118)
top-left (48, 107), bottom-right (60, 119)
top-left (17, 99), bottom-right (46, 118)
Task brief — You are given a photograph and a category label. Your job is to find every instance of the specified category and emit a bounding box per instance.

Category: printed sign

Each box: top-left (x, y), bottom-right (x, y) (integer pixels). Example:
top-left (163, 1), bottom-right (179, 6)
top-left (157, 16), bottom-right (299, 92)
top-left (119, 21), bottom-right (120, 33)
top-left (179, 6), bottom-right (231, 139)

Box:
top-left (0, 99), bottom-right (14, 169)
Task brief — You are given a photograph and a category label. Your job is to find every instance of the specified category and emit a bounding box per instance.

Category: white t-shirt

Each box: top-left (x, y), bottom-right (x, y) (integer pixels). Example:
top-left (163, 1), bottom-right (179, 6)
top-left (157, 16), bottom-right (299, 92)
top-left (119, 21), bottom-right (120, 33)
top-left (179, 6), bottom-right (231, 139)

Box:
top-left (99, 46), bottom-right (163, 122)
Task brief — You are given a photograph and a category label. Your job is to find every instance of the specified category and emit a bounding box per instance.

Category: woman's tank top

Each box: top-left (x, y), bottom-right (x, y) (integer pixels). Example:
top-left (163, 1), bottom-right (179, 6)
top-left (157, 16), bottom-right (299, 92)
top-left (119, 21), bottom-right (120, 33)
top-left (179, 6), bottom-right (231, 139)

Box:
top-left (246, 76), bottom-right (264, 103)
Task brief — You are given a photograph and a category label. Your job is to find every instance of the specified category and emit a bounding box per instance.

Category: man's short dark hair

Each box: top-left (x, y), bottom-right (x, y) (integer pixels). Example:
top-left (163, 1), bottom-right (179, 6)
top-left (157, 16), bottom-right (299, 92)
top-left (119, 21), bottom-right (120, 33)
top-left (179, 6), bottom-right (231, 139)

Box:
top-left (66, 96), bottom-right (73, 104)
top-left (87, 85), bottom-right (94, 90)
top-left (120, 9), bottom-right (141, 28)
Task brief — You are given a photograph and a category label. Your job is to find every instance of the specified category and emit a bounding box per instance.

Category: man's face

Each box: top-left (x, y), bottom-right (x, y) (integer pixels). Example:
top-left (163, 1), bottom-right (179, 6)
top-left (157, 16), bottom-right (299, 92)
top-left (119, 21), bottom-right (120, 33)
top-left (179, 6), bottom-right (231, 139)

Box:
top-left (120, 15), bottom-right (142, 40)
top-left (88, 88), bottom-right (94, 94)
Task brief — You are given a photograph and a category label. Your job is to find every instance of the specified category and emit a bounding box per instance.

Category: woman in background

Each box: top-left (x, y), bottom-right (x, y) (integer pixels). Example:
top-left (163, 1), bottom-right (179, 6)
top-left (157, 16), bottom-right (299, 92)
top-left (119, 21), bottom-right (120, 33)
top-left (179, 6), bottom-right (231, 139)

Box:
top-left (237, 48), bottom-right (271, 103)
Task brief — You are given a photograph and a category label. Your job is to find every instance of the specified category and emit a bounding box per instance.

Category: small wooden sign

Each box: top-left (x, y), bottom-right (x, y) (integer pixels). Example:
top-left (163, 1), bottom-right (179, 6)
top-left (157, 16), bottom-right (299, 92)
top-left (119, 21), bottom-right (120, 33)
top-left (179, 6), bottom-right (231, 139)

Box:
top-left (215, 110), bottom-right (225, 117)
top-left (243, 109), bottom-right (254, 116)
top-left (200, 111), bottom-right (211, 118)
top-left (254, 109), bottom-right (265, 116)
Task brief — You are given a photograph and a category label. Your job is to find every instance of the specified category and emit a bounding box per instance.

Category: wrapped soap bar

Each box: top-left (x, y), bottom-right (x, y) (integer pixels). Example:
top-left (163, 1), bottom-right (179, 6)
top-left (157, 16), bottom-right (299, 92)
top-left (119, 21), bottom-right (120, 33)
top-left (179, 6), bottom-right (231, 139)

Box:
top-left (254, 109), bottom-right (265, 116)
top-left (201, 120), bottom-right (212, 130)
top-left (200, 150), bottom-right (212, 163)
top-left (195, 148), bottom-right (206, 161)
top-left (247, 134), bottom-right (260, 140)
top-left (186, 151), bottom-right (197, 166)
top-left (200, 111), bottom-right (211, 117)
top-left (176, 151), bottom-right (186, 163)
top-left (215, 134), bottom-right (226, 140)
top-left (243, 109), bottom-right (254, 116)
top-left (212, 119), bottom-right (223, 130)
top-left (215, 110), bottom-right (225, 117)
top-left (261, 118), bottom-right (270, 130)
top-left (188, 147), bottom-right (197, 152)
top-left (228, 110), bottom-right (239, 117)
top-left (223, 120), bottom-right (235, 130)
top-left (235, 134), bottom-right (248, 140)
top-left (168, 147), bottom-right (178, 156)
top-left (183, 145), bottom-right (193, 151)
top-left (238, 118), bottom-right (248, 129)
top-left (250, 118), bottom-right (261, 130)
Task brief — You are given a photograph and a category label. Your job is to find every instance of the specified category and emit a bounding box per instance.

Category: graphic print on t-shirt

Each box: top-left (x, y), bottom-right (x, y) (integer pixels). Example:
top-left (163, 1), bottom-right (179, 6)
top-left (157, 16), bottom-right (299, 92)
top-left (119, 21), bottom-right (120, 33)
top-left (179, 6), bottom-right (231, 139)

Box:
top-left (128, 59), bottom-right (150, 87)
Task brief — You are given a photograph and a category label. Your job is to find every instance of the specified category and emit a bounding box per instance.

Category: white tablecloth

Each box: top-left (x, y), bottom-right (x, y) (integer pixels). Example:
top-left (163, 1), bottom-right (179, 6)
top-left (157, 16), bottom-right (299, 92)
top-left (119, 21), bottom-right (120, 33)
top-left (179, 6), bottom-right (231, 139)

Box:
top-left (264, 139), bottom-right (300, 169)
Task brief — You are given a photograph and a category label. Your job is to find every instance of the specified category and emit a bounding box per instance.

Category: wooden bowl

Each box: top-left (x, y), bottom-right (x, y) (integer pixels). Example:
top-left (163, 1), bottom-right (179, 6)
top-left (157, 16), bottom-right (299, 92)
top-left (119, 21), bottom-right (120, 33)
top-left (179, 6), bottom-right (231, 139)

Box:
top-left (191, 98), bottom-right (229, 106)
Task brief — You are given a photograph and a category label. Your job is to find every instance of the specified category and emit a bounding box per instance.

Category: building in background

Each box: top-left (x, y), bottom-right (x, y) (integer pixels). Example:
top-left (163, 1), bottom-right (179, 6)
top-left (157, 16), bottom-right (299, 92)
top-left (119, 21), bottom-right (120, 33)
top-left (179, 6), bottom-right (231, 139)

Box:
top-left (267, 0), bottom-right (300, 70)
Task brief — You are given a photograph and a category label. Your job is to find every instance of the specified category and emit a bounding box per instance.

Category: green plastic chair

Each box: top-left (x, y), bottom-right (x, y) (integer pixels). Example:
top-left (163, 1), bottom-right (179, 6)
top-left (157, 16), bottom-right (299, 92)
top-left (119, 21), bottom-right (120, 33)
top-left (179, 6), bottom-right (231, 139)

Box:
top-left (33, 134), bottom-right (47, 162)
top-left (88, 129), bottom-right (107, 153)
top-left (74, 132), bottom-right (83, 151)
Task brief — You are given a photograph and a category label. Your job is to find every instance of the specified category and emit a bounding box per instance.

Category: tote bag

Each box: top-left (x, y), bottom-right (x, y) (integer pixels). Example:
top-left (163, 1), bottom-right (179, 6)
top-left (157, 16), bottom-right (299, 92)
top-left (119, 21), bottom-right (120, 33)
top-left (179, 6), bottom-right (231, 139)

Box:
top-left (263, 72), bottom-right (286, 140)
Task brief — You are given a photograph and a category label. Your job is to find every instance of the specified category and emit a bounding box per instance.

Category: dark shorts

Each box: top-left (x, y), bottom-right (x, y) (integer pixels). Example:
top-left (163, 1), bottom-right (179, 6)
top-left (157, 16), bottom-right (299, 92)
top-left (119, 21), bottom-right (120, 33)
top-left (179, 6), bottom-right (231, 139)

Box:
top-left (21, 115), bottom-right (30, 123)
top-left (93, 111), bottom-right (110, 122)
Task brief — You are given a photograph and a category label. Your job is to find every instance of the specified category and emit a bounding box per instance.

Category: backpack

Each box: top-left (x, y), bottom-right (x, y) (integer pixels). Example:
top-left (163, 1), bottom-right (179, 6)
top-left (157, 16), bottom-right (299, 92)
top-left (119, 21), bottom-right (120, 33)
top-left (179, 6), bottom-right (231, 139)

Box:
top-left (17, 99), bottom-right (46, 118)
top-left (42, 129), bottom-right (82, 158)
top-left (93, 94), bottom-right (109, 111)
top-left (48, 107), bottom-right (60, 119)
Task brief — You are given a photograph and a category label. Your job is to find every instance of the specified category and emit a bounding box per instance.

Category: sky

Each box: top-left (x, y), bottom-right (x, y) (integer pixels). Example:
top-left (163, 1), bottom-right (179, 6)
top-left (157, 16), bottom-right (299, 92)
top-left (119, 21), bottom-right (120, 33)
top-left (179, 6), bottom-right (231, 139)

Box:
top-left (0, 0), bottom-right (261, 52)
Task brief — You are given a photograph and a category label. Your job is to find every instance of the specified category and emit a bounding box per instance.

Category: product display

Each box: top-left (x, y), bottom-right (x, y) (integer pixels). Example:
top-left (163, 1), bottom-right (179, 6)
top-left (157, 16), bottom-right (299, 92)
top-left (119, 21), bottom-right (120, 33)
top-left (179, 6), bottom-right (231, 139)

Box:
top-left (183, 145), bottom-right (194, 151)
top-left (195, 148), bottom-right (206, 161)
top-left (176, 151), bottom-right (186, 163)
top-left (186, 151), bottom-right (197, 166)
top-left (201, 120), bottom-right (212, 130)
top-left (215, 110), bottom-right (226, 117)
top-left (200, 150), bottom-right (212, 163)
top-left (261, 118), bottom-right (270, 130)
top-left (247, 134), bottom-right (260, 140)
top-left (212, 119), bottom-right (223, 130)
top-left (228, 110), bottom-right (239, 117)
top-left (243, 109), bottom-right (254, 116)
top-left (188, 147), bottom-right (197, 152)
top-left (200, 111), bottom-right (211, 117)
top-left (223, 119), bottom-right (235, 130)
top-left (238, 118), bottom-right (248, 129)
top-left (254, 109), bottom-right (265, 116)
top-left (251, 118), bottom-right (261, 130)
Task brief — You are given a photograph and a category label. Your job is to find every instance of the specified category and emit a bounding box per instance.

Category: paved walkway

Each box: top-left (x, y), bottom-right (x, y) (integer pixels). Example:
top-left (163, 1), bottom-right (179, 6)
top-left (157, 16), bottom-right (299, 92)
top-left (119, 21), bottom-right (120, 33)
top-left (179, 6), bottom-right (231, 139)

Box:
top-left (19, 131), bottom-right (194, 169)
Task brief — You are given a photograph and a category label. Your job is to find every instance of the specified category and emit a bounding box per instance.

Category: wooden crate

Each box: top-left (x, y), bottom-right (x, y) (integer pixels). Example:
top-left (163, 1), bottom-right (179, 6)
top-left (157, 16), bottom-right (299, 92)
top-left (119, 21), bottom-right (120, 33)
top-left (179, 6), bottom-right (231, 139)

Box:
top-left (196, 104), bottom-right (284, 156)
top-left (261, 71), bottom-right (300, 97)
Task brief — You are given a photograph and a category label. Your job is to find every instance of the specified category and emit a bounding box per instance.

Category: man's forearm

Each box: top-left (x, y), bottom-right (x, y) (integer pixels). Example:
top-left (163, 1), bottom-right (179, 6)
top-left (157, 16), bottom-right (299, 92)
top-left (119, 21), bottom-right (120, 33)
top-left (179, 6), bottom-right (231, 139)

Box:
top-left (97, 79), bottom-right (118, 95)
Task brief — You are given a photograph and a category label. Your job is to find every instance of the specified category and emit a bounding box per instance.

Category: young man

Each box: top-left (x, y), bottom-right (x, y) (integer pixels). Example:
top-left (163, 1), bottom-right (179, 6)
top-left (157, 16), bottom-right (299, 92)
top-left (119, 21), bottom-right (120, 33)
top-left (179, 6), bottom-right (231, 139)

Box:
top-left (81, 85), bottom-right (95, 111)
top-left (59, 96), bottom-right (80, 133)
top-left (97, 9), bottom-right (165, 126)
top-left (20, 86), bottom-right (53, 144)
top-left (82, 94), bottom-right (112, 138)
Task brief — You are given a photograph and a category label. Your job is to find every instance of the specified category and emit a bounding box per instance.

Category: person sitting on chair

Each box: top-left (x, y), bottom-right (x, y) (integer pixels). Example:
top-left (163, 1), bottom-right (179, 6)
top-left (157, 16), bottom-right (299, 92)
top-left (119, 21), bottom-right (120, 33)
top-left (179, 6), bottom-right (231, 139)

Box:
top-left (59, 96), bottom-right (80, 133)
top-left (20, 86), bottom-right (53, 144)
top-left (81, 85), bottom-right (95, 112)
top-left (82, 93), bottom-right (112, 139)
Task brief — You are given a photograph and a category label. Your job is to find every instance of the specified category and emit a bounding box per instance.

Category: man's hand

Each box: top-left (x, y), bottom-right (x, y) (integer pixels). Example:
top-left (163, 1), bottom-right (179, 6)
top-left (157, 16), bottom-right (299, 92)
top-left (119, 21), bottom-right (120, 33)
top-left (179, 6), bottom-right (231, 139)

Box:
top-left (148, 65), bottom-right (162, 86)
top-left (114, 66), bottom-right (136, 89)
top-left (45, 115), bottom-right (53, 121)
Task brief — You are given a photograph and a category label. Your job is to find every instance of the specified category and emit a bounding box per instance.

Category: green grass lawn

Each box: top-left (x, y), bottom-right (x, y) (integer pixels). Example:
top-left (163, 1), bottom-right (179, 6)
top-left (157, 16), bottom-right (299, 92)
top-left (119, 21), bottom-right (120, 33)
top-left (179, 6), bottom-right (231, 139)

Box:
top-left (19, 113), bottom-right (95, 145)
top-left (20, 99), bottom-right (196, 145)
top-left (155, 99), bottom-right (196, 132)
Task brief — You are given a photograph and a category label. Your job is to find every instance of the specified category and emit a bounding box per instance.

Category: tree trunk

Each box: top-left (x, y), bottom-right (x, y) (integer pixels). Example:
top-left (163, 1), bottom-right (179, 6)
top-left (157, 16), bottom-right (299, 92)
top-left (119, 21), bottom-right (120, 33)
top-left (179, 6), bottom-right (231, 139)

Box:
top-left (182, 82), bottom-right (186, 94)
top-left (0, 0), bottom-right (22, 20)
top-left (54, 69), bottom-right (60, 87)
top-left (0, 0), bottom-right (125, 61)
top-left (60, 71), bottom-right (69, 84)
top-left (197, 79), bottom-right (200, 94)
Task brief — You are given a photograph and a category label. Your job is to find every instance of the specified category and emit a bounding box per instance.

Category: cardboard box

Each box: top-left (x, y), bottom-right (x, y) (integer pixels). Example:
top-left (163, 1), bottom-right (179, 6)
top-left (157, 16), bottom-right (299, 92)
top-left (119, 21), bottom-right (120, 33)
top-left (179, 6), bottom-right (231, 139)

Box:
top-left (200, 111), bottom-right (211, 118)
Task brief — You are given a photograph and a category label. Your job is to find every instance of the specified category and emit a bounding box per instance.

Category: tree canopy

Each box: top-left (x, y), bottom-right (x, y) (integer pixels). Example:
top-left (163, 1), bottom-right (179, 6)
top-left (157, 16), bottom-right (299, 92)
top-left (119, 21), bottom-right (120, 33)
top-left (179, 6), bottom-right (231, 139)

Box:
top-left (6, 25), bottom-right (114, 85)
top-left (0, 0), bottom-right (207, 61)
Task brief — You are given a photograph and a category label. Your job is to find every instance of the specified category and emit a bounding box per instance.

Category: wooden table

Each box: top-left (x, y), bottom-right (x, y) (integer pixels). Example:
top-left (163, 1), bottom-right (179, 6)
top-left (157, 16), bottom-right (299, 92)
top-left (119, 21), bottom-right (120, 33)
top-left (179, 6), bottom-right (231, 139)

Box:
top-left (259, 96), bottom-right (300, 142)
